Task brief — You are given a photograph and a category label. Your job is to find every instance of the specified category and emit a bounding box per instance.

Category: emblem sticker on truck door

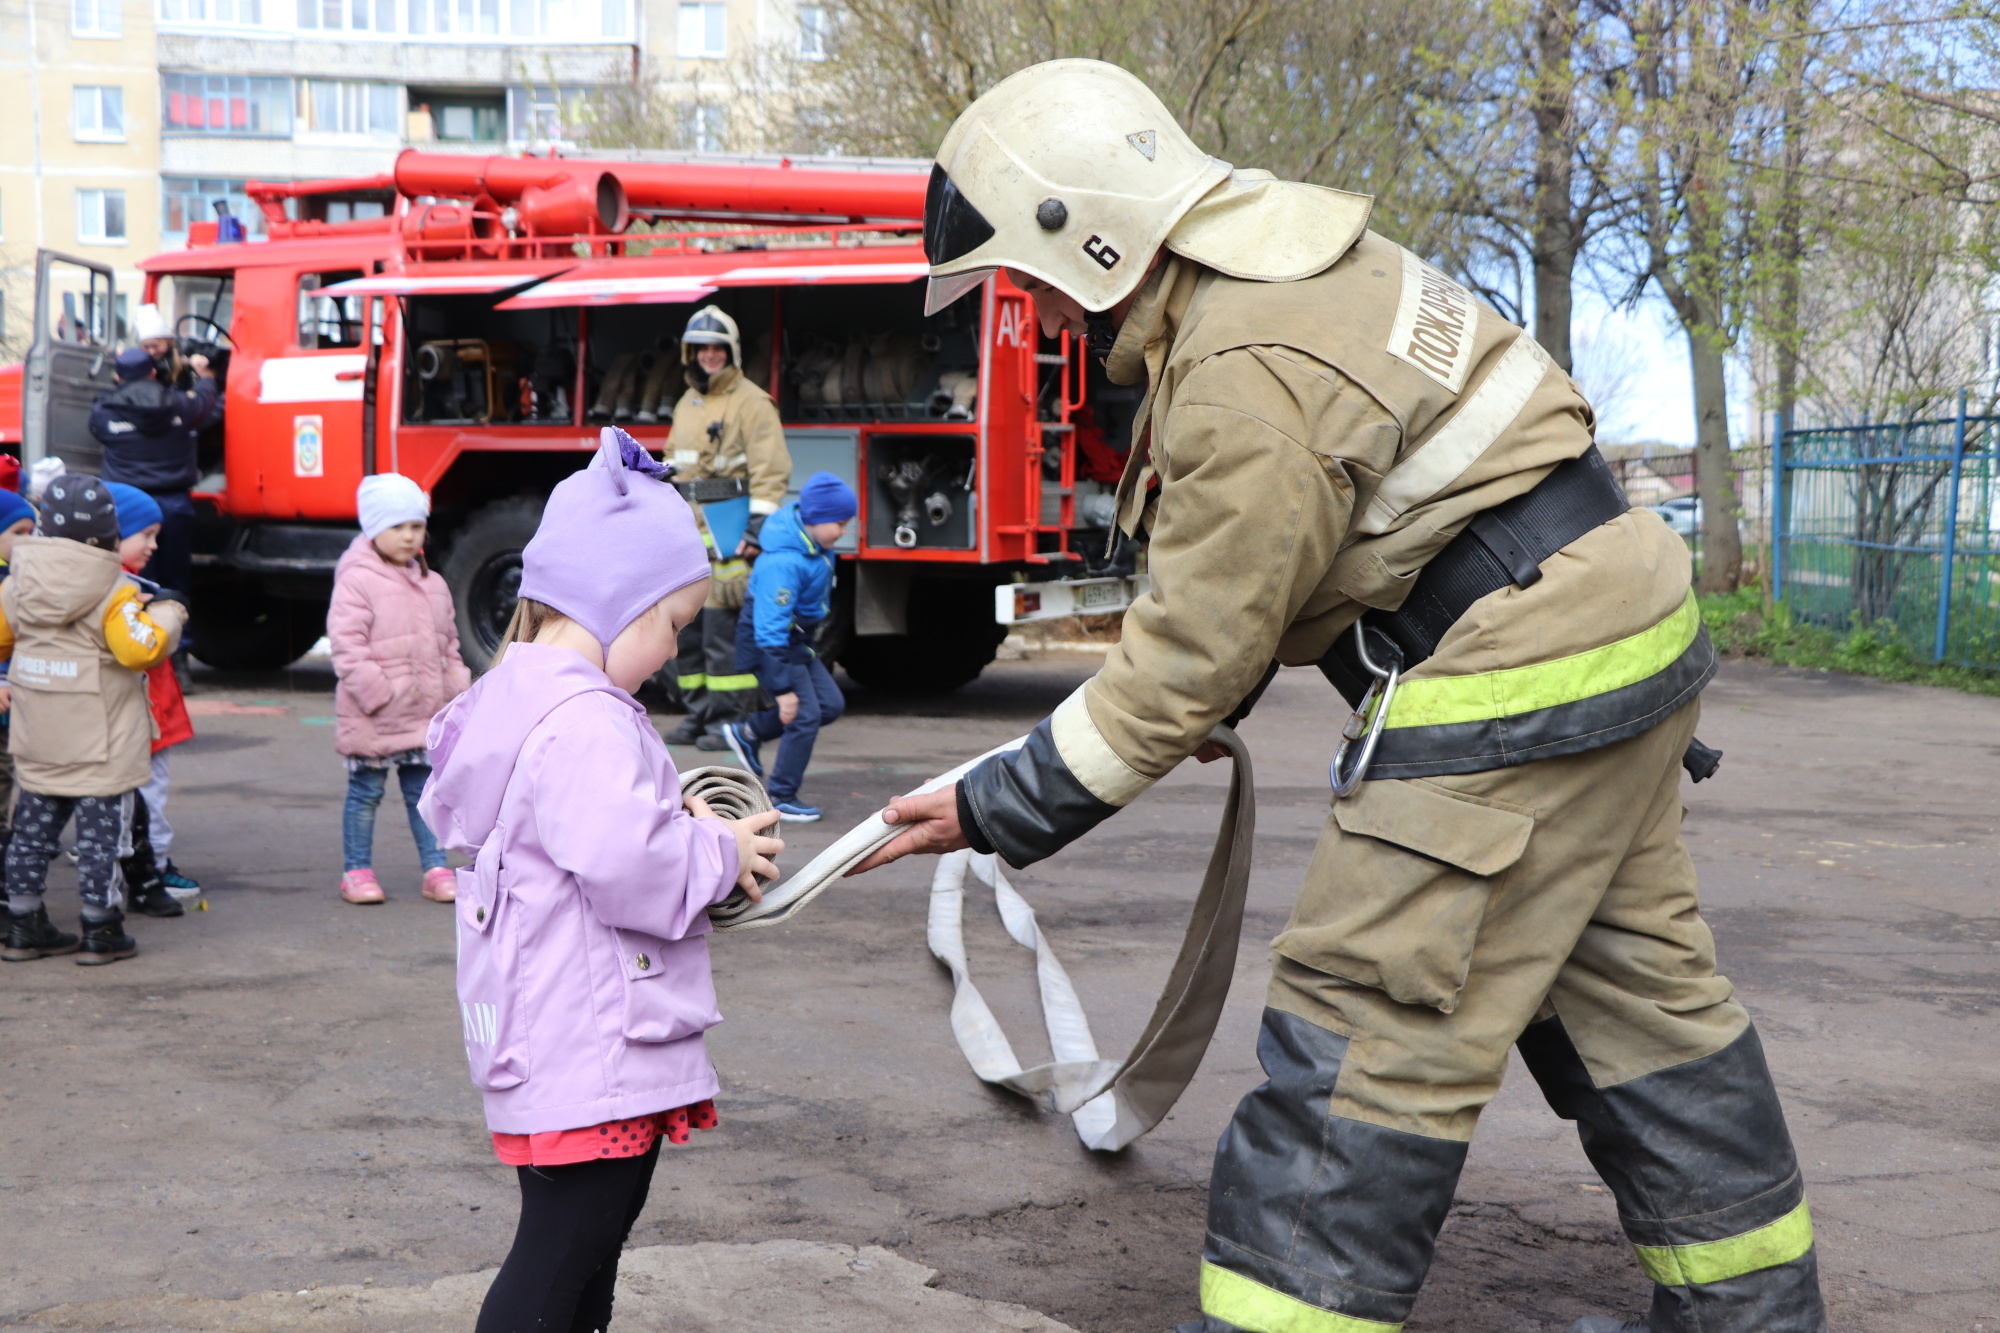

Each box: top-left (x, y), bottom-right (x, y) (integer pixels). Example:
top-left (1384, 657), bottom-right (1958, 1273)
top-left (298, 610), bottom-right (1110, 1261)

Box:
top-left (1388, 248), bottom-right (1478, 394)
top-left (293, 415), bottom-right (324, 478)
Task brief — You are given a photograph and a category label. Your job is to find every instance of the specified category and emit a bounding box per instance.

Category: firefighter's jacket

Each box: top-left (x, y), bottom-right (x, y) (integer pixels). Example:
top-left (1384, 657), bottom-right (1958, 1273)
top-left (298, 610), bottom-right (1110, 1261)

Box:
top-left (959, 236), bottom-right (1712, 867)
top-left (666, 365), bottom-right (792, 521)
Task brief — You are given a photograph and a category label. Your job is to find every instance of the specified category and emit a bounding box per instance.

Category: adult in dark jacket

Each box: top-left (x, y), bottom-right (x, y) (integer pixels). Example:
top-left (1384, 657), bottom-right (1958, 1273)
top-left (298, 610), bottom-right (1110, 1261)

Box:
top-left (87, 345), bottom-right (219, 598)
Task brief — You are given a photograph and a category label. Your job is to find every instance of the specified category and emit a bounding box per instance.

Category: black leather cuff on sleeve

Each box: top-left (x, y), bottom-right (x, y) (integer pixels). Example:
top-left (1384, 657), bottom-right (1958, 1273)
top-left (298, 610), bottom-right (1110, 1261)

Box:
top-left (957, 715), bottom-right (1119, 867)
top-left (956, 781), bottom-right (995, 856)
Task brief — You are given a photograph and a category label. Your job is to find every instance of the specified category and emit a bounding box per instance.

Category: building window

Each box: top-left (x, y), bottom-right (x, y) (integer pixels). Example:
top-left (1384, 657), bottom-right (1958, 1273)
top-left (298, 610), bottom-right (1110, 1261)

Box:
top-left (406, 0), bottom-right (496, 35)
top-left (796, 4), bottom-right (826, 59)
top-left (301, 81), bottom-right (401, 135)
top-left (73, 86), bottom-right (126, 142)
top-left (298, 0), bottom-right (395, 30)
top-left (163, 178), bottom-right (271, 242)
top-left (77, 189), bottom-right (128, 245)
top-left (163, 74), bottom-right (292, 135)
top-left (508, 85), bottom-right (594, 145)
top-left (600, 0), bottom-right (624, 37)
top-left (72, 0), bottom-right (122, 36)
top-left (677, 1), bottom-right (724, 58)
top-left (680, 102), bottom-right (726, 152)
top-left (158, 0), bottom-right (263, 24)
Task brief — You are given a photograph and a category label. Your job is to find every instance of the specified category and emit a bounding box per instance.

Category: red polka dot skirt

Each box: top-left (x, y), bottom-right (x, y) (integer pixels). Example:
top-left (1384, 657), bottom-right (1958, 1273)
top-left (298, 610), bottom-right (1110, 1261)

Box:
top-left (491, 1099), bottom-right (719, 1166)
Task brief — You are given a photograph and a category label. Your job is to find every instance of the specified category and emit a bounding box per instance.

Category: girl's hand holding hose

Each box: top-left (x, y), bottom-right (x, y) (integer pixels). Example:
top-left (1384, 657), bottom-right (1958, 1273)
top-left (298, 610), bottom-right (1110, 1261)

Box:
top-left (686, 797), bottom-right (784, 899)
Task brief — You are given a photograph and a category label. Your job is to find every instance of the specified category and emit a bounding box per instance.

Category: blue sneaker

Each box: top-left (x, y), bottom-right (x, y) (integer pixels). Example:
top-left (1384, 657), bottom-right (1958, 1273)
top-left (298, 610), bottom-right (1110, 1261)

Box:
top-left (774, 801), bottom-right (822, 823)
top-left (720, 722), bottom-right (764, 781)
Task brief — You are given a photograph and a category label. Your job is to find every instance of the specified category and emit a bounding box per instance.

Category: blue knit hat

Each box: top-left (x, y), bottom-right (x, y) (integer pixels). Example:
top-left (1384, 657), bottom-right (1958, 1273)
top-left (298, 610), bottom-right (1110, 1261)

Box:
top-left (105, 482), bottom-right (165, 538)
top-left (0, 488), bottom-right (34, 533)
top-left (797, 471), bottom-right (858, 524)
top-left (115, 346), bottom-right (157, 382)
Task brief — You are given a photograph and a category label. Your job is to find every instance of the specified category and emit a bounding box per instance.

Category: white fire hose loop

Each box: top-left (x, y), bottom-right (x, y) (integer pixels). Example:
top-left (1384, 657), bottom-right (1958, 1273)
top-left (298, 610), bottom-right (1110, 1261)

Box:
top-left (689, 724), bottom-right (1257, 1152)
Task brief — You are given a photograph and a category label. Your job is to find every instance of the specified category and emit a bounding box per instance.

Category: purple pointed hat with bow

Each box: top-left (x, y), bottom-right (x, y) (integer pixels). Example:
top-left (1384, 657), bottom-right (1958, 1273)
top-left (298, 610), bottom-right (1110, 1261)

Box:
top-left (518, 427), bottom-right (710, 648)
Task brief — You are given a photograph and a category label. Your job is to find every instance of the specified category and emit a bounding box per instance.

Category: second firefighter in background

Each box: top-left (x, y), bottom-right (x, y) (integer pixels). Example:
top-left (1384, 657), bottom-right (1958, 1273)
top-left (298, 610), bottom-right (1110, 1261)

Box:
top-left (662, 306), bottom-right (793, 750)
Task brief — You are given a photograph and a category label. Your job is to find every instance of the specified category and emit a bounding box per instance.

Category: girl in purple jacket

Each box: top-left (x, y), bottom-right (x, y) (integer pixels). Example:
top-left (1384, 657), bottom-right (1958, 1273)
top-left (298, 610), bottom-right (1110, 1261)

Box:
top-left (421, 430), bottom-right (783, 1333)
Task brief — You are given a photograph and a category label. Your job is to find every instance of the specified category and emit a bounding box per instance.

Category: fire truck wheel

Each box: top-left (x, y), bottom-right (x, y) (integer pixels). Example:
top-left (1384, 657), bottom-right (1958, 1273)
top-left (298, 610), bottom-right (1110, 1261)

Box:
top-left (189, 590), bottom-right (329, 672)
top-left (441, 497), bottom-right (546, 673)
top-left (835, 578), bottom-right (1007, 693)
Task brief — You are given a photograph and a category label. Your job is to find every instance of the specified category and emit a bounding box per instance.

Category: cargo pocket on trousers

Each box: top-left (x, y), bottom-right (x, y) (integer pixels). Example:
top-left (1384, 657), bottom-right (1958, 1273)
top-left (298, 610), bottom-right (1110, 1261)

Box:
top-left (1272, 778), bottom-right (1536, 1013)
top-left (455, 834), bottom-right (529, 1091)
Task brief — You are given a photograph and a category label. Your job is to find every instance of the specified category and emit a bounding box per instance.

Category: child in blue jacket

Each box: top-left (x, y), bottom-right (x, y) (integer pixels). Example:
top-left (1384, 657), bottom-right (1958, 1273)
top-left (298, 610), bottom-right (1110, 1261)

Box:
top-left (720, 473), bottom-right (857, 822)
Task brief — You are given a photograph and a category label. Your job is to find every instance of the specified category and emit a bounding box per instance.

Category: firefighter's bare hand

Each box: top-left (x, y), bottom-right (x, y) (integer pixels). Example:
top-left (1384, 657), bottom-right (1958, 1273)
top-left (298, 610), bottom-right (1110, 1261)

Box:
top-left (688, 797), bottom-right (783, 898)
top-left (776, 692), bottom-right (800, 724)
top-left (1193, 739), bottom-right (1229, 764)
top-left (848, 786), bottom-right (967, 875)
top-left (0, 685), bottom-right (11, 714)
top-left (190, 354), bottom-right (213, 376)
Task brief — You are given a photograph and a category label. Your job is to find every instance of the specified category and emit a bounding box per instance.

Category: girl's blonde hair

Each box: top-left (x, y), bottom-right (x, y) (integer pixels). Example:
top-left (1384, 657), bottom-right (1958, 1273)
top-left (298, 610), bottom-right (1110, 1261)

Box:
top-left (494, 597), bottom-right (563, 666)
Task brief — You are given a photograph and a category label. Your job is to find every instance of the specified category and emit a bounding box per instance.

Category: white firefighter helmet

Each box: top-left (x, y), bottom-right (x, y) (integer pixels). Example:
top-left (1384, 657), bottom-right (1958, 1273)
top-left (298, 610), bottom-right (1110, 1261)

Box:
top-left (133, 303), bottom-right (173, 343)
top-left (680, 305), bottom-right (741, 366)
top-left (923, 59), bottom-right (1375, 316)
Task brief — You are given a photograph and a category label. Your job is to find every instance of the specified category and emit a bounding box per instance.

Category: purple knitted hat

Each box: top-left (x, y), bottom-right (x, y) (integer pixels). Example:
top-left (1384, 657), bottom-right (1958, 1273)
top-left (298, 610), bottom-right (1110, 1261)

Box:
top-left (518, 428), bottom-right (710, 649)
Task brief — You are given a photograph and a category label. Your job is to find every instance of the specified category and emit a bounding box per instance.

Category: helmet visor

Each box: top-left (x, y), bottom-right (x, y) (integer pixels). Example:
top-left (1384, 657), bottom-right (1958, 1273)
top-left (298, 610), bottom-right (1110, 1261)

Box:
top-left (923, 164), bottom-right (996, 268)
top-left (923, 267), bottom-right (992, 317)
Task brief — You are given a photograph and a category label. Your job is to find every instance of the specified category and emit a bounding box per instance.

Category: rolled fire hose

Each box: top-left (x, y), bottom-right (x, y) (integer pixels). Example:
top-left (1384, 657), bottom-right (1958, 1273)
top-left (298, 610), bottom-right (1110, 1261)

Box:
top-left (686, 723), bottom-right (1257, 1152)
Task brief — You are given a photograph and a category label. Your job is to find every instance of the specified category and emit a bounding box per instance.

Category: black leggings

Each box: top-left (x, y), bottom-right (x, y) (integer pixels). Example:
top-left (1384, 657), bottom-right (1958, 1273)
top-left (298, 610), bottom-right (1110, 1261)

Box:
top-left (475, 1140), bottom-right (660, 1333)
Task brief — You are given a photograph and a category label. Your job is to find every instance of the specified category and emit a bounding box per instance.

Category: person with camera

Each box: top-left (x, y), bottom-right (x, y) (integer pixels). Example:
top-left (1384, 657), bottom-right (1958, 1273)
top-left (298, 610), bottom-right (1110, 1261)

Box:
top-left (87, 305), bottom-right (221, 602)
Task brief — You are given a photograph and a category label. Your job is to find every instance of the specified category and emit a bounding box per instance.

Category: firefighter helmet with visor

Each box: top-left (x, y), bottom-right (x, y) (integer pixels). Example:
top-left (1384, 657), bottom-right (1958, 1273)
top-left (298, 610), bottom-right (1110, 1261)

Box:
top-left (680, 305), bottom-right (741, 367)
top-left (924, 60), bottom-right (1375, 318)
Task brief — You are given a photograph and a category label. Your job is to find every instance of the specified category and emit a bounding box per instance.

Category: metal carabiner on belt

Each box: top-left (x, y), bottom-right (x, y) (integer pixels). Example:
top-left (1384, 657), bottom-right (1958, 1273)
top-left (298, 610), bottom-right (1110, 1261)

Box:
top-left (1330, 622), bottom-right (1400, 798)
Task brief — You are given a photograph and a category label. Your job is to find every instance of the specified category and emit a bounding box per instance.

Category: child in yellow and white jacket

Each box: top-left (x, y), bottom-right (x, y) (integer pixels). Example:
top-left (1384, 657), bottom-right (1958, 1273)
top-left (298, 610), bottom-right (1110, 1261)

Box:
top-left (0, 473), bottom-right (184, 967)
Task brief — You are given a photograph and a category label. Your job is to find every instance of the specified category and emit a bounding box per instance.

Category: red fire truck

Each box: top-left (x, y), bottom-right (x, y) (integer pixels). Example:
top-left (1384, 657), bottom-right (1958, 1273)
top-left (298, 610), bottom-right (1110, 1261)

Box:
top-left (0, 150), bottom-right (1148, 691)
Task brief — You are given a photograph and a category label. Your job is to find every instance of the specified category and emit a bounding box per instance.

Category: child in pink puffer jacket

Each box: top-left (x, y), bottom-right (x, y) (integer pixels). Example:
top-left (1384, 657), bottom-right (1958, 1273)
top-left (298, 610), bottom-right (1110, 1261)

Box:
top-left (328, 473), bottom-right (470, 905)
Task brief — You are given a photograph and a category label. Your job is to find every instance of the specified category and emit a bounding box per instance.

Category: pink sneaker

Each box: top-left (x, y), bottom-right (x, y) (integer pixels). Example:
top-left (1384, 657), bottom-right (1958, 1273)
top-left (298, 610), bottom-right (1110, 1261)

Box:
top-left (339, 869), bottom-right (385, 905)
top-left (421, 867), bottom-right (457, 903)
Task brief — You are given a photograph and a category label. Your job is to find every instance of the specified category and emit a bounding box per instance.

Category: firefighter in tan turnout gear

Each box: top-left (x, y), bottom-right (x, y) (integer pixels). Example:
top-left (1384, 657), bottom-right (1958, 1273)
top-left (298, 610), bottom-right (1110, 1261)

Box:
top-left (855, 60), bottom-right (1828, 1333)
top-left (663, 305), bottom-right (793, 749)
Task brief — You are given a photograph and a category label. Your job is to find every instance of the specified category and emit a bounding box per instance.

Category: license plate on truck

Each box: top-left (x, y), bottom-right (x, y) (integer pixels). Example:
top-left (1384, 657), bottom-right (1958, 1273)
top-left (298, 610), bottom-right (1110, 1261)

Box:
top-left (996, 575), bottom-right (1150, 624)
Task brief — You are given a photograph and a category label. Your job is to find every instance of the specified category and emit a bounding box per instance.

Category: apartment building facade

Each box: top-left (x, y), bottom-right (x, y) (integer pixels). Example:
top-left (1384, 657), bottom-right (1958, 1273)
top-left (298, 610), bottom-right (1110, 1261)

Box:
top-left (1, 0), bottom-right (825, 354)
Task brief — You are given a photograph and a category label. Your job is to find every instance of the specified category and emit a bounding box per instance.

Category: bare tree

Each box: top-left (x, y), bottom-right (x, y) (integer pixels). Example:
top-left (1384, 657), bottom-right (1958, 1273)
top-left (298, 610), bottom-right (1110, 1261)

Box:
top-left (726, 0), bottom-right (1487, 256)
top-left (1425, 0), bottom-right (1624, 371)
top-left (1591, 0), bottom-right (1801, 591)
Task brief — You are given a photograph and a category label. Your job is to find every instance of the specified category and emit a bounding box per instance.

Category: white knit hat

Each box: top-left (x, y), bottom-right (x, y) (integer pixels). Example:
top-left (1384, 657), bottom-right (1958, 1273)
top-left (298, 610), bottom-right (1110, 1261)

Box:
top-left (133, 304), bottom-right (173, 342)
top-left (356, 472), bottom-right (430, 540)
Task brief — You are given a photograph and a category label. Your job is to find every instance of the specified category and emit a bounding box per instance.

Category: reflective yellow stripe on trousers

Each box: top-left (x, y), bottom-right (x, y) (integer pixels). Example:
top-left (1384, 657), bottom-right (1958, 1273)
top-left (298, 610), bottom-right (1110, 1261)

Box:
top-left (1379, 591), bottom-right (1700, 730)
top-left (1633, 1201), bottom-right (1814, 1288)
top-left (707, 673), bottom-right (761, 692)
top-left (1199, 1264), bottom-right (1402, 1333)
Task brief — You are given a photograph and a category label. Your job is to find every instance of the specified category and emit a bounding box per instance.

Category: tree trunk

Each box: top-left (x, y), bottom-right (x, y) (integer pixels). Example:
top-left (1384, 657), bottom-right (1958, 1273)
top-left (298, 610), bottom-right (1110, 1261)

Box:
top-left (1687, 325), bottom-right (1744, 592)
top-left (1529, 0), bottom-right (1578, 372)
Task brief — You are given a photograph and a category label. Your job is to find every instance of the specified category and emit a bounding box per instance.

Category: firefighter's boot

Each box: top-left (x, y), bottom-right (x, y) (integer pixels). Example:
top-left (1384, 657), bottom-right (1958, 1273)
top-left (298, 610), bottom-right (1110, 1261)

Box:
top-left (616, 352), bottom-right (652, 421)
top-left (636, 353), bottom-right (677, 423)
top-left (1195, 1008), bottom-right (1466, 1333)
top-left (1519, 1018), bottom-right (1830, 1333)
top-left (668, 610), bottom-right (712, 740)
top-left (591, 353), bottom-right (637, 422)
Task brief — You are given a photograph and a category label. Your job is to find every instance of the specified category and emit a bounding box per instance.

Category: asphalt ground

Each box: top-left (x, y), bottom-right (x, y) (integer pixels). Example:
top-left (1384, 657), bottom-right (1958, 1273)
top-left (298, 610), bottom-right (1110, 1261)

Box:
top-left (1, 653), bottom-right (1995, 1332)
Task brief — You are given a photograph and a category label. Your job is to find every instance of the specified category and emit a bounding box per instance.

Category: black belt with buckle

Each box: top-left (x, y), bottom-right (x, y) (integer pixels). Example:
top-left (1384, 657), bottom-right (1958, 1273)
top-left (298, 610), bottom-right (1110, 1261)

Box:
top-left (674, 476), bottom-right (749, 505)
top-left (1320, 444), bottom-right (1631, 708)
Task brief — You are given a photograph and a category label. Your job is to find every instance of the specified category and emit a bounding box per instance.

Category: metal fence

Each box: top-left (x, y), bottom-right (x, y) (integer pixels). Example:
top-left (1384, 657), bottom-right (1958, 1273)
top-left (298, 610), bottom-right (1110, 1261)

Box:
top-left (1775, 397), bottom-right (2000, 670)
top-left (1608, 445), bottom-right (1773, 586)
